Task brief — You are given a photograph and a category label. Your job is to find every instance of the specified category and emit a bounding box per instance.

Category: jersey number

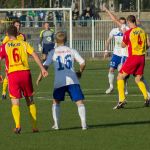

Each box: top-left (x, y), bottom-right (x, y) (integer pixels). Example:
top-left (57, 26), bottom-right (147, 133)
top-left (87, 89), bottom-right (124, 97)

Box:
top-left (56, 55), bottom-right (72, 71)
top-left (13, 48), bottom-right (20, 62)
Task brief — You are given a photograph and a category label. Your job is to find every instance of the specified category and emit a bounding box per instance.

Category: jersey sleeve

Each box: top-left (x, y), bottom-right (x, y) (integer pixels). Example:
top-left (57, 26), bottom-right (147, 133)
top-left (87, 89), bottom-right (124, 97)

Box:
top-left (26, 42), bottom-right (34, 54)
top-left (40, 30), bottom-right (44, 38)
top-left (2, 36), bottom-right (9, 44)
top-left (123, 31), bottom-right (130, 45)
top-left (43, 50), bottom-right (54, 66)
top-left (73, 49), bottom-right (85, 65)
top-left (109, 29), bottom-right (114, 39)
top-left (0, 44), bottom-right (6, 60)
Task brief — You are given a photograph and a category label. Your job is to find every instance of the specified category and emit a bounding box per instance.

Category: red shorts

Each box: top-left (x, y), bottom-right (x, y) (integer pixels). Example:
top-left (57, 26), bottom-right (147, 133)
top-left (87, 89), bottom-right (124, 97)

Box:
top-left (120, 55), bottom-right (145, 75)
top-left (8, 70), bottom-right (34, 99)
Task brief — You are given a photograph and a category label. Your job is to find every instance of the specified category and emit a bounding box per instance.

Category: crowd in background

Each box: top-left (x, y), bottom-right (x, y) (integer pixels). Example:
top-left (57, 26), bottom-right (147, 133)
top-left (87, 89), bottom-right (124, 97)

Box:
top-left (5, 2), bottom-right (101, 27)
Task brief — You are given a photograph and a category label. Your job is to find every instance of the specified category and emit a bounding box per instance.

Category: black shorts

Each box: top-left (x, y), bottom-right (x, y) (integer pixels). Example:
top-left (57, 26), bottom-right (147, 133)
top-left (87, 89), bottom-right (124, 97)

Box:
top-left (42, 43), bottom-right (54, 54)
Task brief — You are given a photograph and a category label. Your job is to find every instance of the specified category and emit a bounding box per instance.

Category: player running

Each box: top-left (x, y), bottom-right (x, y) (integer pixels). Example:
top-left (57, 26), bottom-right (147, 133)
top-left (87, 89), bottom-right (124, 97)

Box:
top-left (36, 31), bottom-right (87, 130)
top-left (39, 22), bottom-right (55, 62)
top-left (104, 17), bottom-right (128, 94)
top-left (0, 25), bottom-right (48, 133)
top-left (113, 15), bottom-right (150, 109)
top-left (1, 20), bottom-right (26, 100)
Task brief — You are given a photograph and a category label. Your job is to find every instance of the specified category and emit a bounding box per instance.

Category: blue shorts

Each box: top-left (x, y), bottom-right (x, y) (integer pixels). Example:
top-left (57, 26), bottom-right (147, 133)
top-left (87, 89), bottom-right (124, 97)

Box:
top-left (53, 84), bottom-right (84, 102)
top-left (42, 43), bottom-right (55, 54)
top-left (110, 54), bottom-right (127, 69)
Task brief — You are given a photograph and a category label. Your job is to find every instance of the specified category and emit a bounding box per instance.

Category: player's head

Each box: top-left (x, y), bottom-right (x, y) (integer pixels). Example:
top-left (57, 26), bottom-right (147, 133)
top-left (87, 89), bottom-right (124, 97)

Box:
top-left (126, 15), bottom-right (137, 27)
top-left (7, 25), bottom-right (17, 38)
top-left (119, 17), bottom-right (126, 25)
top-left (43, 22), bottom-right (50, 30)
top-left (56, 31), bottom-right (66, 45)
top-left (12, 20), bottom-right (21, 32)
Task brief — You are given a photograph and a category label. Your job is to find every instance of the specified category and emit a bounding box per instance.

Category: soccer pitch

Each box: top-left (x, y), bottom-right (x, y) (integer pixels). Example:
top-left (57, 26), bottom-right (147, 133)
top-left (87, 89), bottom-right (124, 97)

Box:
top-left (0, 59), bottom-right (150, 150)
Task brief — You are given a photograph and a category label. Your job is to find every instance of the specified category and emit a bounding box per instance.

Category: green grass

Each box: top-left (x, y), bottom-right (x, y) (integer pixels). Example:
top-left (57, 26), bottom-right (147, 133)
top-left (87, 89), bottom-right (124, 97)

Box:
top-left (0, 60), bottom-right (150, 150)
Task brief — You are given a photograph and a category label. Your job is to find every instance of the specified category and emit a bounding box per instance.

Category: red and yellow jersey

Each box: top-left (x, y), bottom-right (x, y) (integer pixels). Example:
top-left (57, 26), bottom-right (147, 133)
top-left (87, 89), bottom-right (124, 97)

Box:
top-left (0, 39), bottom-right (34, 74)
top-left (123, 27), bottom-right (147, 57)
top-left (2, 32), bottom-right (26, 44)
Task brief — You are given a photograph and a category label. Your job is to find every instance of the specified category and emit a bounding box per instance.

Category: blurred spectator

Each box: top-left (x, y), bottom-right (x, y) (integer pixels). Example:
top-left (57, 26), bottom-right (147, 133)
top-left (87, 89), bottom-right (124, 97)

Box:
top-left (45, 11), bottom-right (54, 26)
top-left (80, 6), bottom-right (93, 26)
top-left (16, 11), bottom-right (22, 20)
top-left (20, 12), bottom-right (27, 27)
top-left (38, 10), bottom-right (46, 27)
top-left (6, 11), bottom-right (18, 21)
top-left (93, 11), bottom-right (101, 20)
top-left (72, 7), bottom-right (79, 26)
top-left (26, 10), bottom-right (35, 27)
top-left (54, 0), bottom-right (62, 27)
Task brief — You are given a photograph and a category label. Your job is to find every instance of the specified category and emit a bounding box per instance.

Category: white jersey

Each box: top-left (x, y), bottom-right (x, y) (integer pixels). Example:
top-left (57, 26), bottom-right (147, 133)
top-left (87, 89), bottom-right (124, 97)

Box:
top-left (121, 24), bottom-right (130, 31)
top-left (44, 46), bottom-right (85, 89)
top-left (109, 27), bottom-right (128, 57)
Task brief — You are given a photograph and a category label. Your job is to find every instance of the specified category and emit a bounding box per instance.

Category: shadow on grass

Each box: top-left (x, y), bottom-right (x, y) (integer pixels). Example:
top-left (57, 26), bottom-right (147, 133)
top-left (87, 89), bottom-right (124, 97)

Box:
top-left (88, 120), bottom-right (150, 129)
top-left (124, 106), bottom-right (145, 109)
top-left (22, 120), bottom-right (150, 134)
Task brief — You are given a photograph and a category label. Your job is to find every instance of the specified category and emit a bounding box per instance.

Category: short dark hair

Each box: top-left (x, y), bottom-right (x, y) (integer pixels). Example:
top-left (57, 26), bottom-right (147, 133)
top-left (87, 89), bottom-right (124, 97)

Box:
top-left (7, 25), bottom-right (17, 37)
top-left (127, 15), bottom-right (136, 24)
top-left (119, 17), bottom-right (126, 24)
top-left (12, 19), bottom-right (21, 25)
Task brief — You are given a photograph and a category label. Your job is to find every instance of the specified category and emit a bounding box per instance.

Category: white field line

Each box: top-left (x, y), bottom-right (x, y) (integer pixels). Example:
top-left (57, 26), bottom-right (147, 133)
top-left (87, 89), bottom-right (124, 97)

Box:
top-left (34, 96), bottom-right (144, 103)
top-left (35, 87), bottom-right (139, 94)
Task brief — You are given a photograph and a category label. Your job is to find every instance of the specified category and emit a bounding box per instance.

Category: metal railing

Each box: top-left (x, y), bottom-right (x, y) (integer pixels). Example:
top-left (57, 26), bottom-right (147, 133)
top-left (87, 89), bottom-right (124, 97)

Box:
top-left (1, 19), bottom-right (150, 58)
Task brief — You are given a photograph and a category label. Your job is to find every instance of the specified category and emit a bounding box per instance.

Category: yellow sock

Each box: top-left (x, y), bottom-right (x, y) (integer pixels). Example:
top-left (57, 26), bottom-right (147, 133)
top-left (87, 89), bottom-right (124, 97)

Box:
top-left (12, 105), bottom-right (20, 128)
top-left (137, 81), bottom-right (148, 100)
top-left (2, 77), bottom-right (8, 95)
top-left (29, 104), bottom-right (37, 129)
top-left (117, 80), bottom-right (125, 102)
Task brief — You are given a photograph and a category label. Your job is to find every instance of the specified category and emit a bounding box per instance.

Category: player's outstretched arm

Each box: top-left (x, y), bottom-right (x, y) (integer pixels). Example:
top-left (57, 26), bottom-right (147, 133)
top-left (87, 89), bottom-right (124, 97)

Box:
top-left (103, 37), bottom-right (111, 59)
top-left (101, 3), bottom-right (122, 27)
top-left (31, 52), bottom-right (48, 77)
top-left (36, 65), bottom-right (49, 86)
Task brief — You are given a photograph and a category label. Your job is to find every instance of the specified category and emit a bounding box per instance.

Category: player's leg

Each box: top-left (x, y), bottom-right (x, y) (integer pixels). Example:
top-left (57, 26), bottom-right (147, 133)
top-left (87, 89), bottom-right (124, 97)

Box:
top-left (134, 56), bottom-right (149, 106)
top-left (52, 87), bottom-right (66, 130)
top-left (120, 56), bottom-right (129, 95)
top-left (2, 76), bottom-right (8, 100)
top-left (52, 99), bottom-right (61, 130)
top-left (141, 76), bottom-right (150, 98)
top-left (68, 84), bottom-right (87, 130)
top-left (135, 75), bottom-right (149, 106)
top-left (25, 96), bottom-right (38, 132)
top-left (124, 75), bottom-right (130, 95)
top-left (42, 44), bottom-right (49, 62)
top-left (8, 72), bottom-right (22, 133)
top-left (11, 98), bottom-right (21, 134)
top-left (76, 100), bottom-right (87, 130)
top-left (105, 67), bottom-right (115, 94)
top-left (113, 72), bottom-right (128, 109)
top-left (21, 71), bottom-right (38, 132)
top-left (105, 54), bottom-right (121, 94)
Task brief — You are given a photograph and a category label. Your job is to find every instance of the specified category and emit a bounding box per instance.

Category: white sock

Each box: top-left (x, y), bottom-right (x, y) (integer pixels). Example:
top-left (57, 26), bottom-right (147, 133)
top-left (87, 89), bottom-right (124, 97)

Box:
top-left (108, 72), bottom-right (114, 89)
top-left (124, 79), bottom-right (128, 93)
top-left (52, 104), bottom-right (60, 127)
top-left (142, 79), bottom-right (150, 93)
top-left (78, 104), bottom-right (86, 129)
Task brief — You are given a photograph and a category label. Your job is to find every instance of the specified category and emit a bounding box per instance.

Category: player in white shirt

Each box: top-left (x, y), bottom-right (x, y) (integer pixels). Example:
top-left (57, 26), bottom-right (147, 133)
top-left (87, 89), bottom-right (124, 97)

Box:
top-left (102, 3), bottom-right (150, 98)
top-left (36, 31), bottom-right (87, 130)
top-left (104, 17), bottom-right (128, 94)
